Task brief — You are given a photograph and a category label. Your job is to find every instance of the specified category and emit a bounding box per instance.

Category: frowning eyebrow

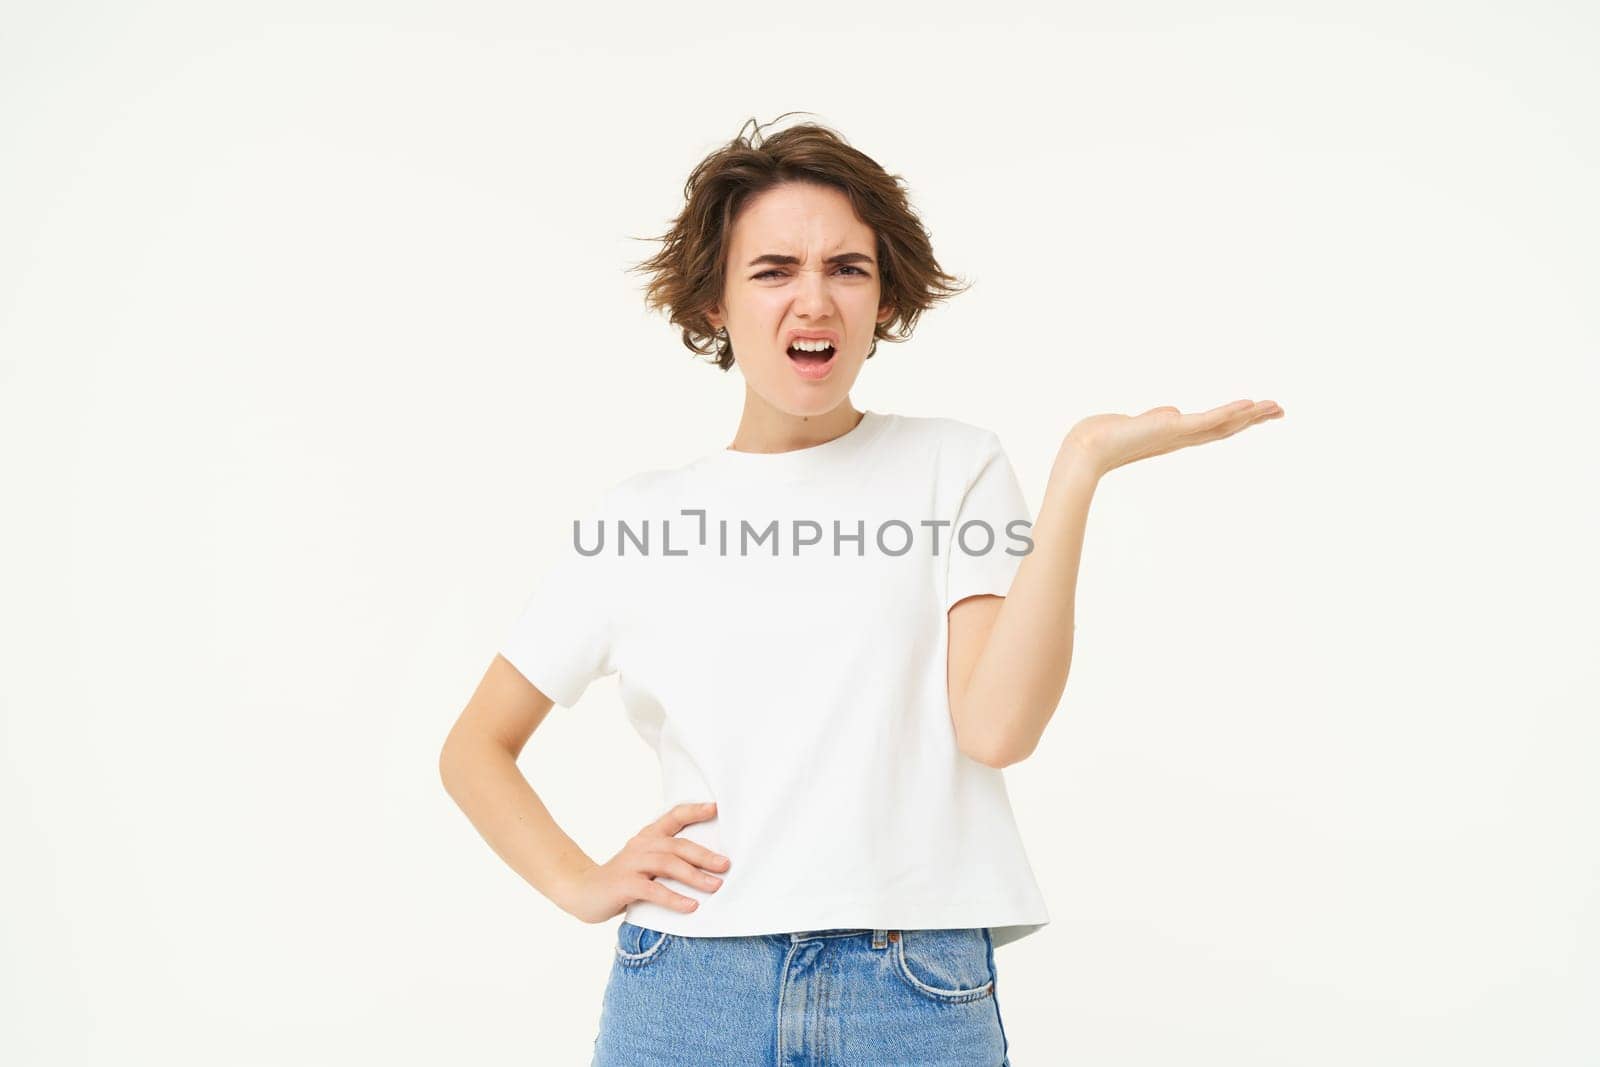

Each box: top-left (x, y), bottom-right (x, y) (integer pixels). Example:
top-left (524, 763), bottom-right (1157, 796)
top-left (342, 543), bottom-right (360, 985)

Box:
top-left (746, 252), bottom-right (875, 268)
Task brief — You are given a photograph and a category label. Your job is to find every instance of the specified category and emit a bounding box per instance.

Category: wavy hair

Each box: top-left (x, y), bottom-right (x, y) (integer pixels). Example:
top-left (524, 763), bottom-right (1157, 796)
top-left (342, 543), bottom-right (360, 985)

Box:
top-left (629, 113), bottom-right (970, 371)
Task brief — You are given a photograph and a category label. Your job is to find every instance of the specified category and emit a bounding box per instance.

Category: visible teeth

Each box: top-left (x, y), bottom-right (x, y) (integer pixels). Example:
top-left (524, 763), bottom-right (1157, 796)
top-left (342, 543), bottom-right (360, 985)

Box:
top-left (790, 339), bottom-right (833, 352)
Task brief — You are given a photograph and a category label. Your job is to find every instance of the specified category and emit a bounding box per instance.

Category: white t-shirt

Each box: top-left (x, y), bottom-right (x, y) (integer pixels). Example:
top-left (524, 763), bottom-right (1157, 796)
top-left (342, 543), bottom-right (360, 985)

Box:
top-left (501, 409), bottom-right (1051, 949)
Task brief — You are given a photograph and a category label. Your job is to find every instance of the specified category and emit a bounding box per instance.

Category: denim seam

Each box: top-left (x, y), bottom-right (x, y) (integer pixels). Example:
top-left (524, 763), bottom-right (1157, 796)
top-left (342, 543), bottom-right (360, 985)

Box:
top-left (986, 926), bottom-right (1011, 1058)
top-left (892, 932), bottom-right (996, 1003)
top-left (774, 938), bottom-right (803, 1063)
top-left (614, 925), bottom-right (673, 966)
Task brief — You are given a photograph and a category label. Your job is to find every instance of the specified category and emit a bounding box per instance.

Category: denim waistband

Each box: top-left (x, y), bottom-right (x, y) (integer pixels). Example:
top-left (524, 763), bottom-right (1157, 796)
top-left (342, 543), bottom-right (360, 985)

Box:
top-left (789, 928), bottom-right (898, 946)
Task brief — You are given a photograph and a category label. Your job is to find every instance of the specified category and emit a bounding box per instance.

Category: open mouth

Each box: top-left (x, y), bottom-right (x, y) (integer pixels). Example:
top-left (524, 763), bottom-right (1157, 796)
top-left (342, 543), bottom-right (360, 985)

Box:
top-left (786, 343), bottom-right (836, 365)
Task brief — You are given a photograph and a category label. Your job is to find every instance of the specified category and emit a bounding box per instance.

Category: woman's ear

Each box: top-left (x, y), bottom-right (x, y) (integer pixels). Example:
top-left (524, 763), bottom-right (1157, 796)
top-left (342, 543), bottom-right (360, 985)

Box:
top-left (877, 303), bottom-right (893, 325)
top-left (707, 304), bottom-right (724, 331)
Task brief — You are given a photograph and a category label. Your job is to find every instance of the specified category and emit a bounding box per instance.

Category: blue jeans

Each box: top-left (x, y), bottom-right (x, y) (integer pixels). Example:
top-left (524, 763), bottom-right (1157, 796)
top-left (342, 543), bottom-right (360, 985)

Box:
top-left (591, 922), bottom-right (1011, 1065)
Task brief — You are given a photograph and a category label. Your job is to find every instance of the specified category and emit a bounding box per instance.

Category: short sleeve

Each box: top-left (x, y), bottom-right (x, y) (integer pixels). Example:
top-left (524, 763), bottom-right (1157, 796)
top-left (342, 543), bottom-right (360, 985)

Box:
top-left (944, 431), bottom-right (1033, 612)
top-left (500, 491), bottom-right (619, 708)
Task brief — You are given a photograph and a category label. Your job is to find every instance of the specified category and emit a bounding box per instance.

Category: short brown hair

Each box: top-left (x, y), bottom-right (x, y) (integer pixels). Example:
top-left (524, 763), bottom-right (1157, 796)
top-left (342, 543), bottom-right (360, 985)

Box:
top-left (629, 114), bottom-right (970, 372)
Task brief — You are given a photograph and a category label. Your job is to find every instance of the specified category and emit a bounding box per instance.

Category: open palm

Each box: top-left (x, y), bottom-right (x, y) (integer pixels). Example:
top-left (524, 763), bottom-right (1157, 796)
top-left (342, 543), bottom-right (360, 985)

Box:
top-left (1068, 398), bottom-right (1284, 476)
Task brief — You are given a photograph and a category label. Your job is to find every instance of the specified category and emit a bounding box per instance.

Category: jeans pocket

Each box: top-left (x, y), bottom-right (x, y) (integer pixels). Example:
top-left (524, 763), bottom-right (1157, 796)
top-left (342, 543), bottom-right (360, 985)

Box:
top-left (892, 927), bottom-right (996, 1004)
top-left (614, 920), bottom-right (673, 967)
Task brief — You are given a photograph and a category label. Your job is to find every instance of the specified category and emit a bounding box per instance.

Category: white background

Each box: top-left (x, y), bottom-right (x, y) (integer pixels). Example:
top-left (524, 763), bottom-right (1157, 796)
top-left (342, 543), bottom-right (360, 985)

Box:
top-left (3, 2), bottom-right (1596, 1064)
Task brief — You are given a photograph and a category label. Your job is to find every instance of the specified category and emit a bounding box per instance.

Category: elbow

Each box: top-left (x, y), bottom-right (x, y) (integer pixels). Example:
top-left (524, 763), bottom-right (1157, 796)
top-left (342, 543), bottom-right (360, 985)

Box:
top-left (959, 733), bottom-right (1034, 770)
top-left (439, 728), bottom-right (517, 794)
top-left (438, 740), bottom-right (461, 795)
top-left (984, 746), bottom-right (1034, 770)
top-left (952, 696), bottom-right (1040, 768)
top-left (438, 733), bottom-right (478, 795)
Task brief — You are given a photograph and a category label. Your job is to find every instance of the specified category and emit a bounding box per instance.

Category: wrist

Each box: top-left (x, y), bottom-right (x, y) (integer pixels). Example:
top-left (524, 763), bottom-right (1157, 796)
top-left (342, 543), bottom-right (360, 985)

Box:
top-left (1052, 436), bottom-right (1106, 485)
top-left (548, 852), bottom-right (598, 910)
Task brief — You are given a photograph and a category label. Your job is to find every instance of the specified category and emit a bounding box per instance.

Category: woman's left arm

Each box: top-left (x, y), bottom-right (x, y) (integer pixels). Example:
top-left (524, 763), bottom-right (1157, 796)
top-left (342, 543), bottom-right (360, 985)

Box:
top-left (948, 398), bottom-right (1284, 767)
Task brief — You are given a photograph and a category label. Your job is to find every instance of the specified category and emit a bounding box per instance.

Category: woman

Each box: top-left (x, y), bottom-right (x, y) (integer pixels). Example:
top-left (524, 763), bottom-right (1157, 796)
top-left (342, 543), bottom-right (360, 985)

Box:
top-left (440, 114), bottom-right (1283, 1065)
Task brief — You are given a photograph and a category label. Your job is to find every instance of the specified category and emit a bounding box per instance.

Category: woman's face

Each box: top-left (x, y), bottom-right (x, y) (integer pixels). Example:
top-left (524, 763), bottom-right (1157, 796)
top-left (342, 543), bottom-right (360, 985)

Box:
top-left (707, 181), bottom-right (892, 414)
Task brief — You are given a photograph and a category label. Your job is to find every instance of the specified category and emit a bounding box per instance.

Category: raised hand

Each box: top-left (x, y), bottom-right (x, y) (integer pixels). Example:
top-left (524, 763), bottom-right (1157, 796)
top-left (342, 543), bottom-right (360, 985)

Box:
top-left (1064, 398), bottom-right (1283, 477)
top-left (557, 801), bottom-right (731, 924)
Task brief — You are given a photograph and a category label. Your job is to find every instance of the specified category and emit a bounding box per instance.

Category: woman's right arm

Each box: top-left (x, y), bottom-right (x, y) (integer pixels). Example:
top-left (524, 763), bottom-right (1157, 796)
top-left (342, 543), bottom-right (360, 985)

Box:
top-left (438, 655), bottom-right (730, 923)
top-left (437, 655), bottom-right (598, 916)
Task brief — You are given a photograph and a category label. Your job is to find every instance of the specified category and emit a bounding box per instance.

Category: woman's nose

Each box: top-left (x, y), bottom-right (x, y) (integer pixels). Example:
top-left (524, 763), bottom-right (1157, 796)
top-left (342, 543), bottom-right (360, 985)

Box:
top-left (792, 268), bottom-right (835, 315)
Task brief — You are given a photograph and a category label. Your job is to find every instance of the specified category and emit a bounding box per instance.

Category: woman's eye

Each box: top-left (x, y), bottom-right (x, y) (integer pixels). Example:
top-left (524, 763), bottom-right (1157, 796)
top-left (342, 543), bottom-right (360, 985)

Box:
top-left (753, 266), bottom-right (868, 280)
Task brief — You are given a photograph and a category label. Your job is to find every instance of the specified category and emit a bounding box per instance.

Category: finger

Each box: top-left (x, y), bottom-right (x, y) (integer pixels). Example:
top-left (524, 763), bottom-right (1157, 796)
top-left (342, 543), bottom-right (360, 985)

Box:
top-left (1204, 399), bottom-right (1277, 434)
top-left (1170, 399), bottom-right (1250, 437)
top-left (645, 852), bottom-right (725, 893)
top-left (1237, 401), bottom-right (1283, 430)
top-left (635, 876), bottom-right (700, 913)
top-left (670, 838), bottom-right (732, 873)
top-left (1205, 404), bottom-right (1281, 442)
top-left (1209, 398), bottom-right (1259, 422)
top-left (647, 801), bottom-right (717, 837)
